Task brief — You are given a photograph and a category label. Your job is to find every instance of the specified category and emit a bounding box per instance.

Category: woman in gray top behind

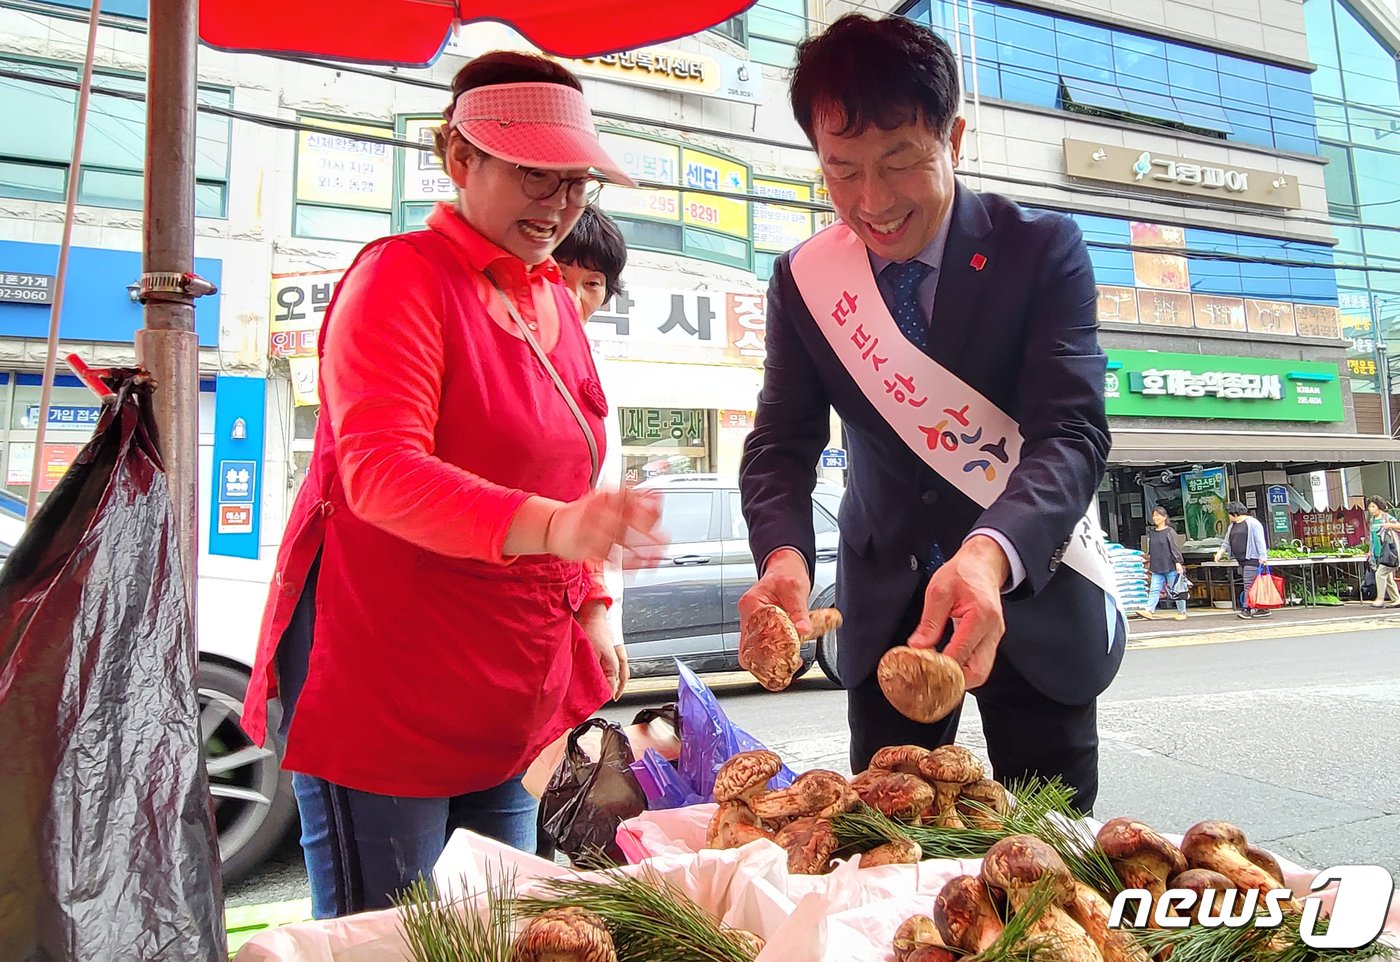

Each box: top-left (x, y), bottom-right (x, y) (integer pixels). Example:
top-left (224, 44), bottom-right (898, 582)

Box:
top-left (1143, 505), bottom-right (1187, 621)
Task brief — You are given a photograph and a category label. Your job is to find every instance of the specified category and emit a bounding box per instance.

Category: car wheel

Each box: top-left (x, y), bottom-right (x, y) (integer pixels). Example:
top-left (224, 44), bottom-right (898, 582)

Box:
top-left (815, 627), bottom-right (841, 685)
top-left (791, 657), bottom-right (813, 681)
top-left (199, 660), bottom-right (299, 885)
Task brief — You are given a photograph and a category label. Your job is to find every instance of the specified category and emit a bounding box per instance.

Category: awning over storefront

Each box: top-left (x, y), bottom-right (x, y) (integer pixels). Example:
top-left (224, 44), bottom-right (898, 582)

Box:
top-left (1110, 428), bottom-right (1400, 470)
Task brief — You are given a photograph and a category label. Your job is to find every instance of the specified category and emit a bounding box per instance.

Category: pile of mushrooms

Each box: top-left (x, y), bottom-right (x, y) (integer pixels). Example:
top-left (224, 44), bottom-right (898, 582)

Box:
top-left (511, 907), bottom-right (618, 962)
top-left (898, 836), bottom-right (1150, 962)
top-left (704, 745), bottom-right (1010, 876)
top-left (1098, 816), bottom-right (1300, 923)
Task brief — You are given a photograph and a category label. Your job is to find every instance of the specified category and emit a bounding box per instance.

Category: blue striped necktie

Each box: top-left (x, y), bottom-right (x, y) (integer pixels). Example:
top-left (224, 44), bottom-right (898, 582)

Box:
top-left (882, 259), bottom-right (945, 574)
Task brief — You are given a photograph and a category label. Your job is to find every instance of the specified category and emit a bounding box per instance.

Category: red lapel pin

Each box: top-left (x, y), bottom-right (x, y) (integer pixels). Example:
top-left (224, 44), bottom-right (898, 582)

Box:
top-left (970, 253), bottom-right (987, 271)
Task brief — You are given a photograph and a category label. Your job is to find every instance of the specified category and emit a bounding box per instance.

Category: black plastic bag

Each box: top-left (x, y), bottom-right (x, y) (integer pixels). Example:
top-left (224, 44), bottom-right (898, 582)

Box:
top-left (1362, 564), bottom-right (1377, 601)
top-left (540, 718), bottom-right (647, 865)
top-left (0, 371), bottom-right (225, 961)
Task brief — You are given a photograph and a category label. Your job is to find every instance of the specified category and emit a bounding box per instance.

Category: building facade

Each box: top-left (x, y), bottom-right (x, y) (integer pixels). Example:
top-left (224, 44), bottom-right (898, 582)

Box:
top-left (1, 0), bottom-right (1398, 604)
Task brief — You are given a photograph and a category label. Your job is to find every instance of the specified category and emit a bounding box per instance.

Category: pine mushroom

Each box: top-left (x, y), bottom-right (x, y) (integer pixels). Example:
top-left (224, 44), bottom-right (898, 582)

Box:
top-left (1096, 817), bottom-right (1187, 903)
top-left (877, 646), bottom-right (966, 723)
top-left (981, 835), bottom-right (1103, 962)
top-left (739, 603), bottom-right (805, 691)
top-left (861, 836), bottom-right (923, 867)
top-left (1168, 868), bottom-right (1237, 922)
top-left (869, 745), bottom-right (932, 775)
top-left (854, 771), bottom-right (936, 823)
top-left (918, 746), bottom-right (985, 828)
top-left (893, 915), bottom-right (944, 962)
top-left (1181, 821), bottom-right (1300, 910)
top-left (804, 607), bottom-right (843, 640)
top-left (956, 778), bottom-right (1010, 830)
top-left (705, 801), bottom-right (774, 850)
top-left (1064, 880), bottom-right (1151, 962)
top-left (774, 816), bottom-right (839, 875)
top-left (512, 907), bottom-right (618, 962)
top-left (751, 769), bottom-right (858, 820)
top-left (933, 874), bottom-right (1005, 953)
top-left (1246, 845), bottom-right (1286, 887)
top-left (713, 750), bottom-right (782, 803)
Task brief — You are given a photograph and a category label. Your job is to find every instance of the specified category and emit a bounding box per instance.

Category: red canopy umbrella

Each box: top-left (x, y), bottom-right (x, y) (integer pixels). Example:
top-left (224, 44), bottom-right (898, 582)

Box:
top-left (200, 0), bottom-right (758, 64)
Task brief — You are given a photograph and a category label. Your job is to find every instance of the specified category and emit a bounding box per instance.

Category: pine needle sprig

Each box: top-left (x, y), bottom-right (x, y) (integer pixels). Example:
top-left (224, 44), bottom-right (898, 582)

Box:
top-left (517, 866), bottom-right (760, 962)
top-left (831, 804), bottom-right (1004, 859)
top-left (1132, 912), bottom-right (1397, 962)
top-left (966, 876), bottom-right (1065, 962)
top-left (395, 867), bottom-right (518, 962)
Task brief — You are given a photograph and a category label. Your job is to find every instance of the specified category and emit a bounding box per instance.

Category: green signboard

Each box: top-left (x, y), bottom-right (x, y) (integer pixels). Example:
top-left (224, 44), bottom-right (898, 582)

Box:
top-left (1104, 350), bottom-right (1344, 422)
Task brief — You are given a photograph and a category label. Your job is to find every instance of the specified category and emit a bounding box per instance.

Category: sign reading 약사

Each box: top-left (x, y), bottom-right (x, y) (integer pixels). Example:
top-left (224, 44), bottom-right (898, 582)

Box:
top-left (1104, 350), bottom-right (1344, 421)
top-left (586, 285), bottom-right (767, 366)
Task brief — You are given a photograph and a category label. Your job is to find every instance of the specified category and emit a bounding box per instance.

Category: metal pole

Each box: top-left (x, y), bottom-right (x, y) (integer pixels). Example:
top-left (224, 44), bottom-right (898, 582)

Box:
top-left (139, 0), bottom-right (200, 606)
top-left (27, 0), bottom-right (101, 520)
top-left (1374, 295), bottom-right (1397, 501)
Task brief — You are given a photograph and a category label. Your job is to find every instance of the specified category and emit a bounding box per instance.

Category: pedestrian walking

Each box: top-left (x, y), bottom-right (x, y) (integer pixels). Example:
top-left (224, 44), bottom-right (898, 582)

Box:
top-left (1214, 501), bottom-right (1270, 619)
top-left (1365, 496), bottom-right (1400, 608)
top-left (1143, 505), bottom-right (1188, 621)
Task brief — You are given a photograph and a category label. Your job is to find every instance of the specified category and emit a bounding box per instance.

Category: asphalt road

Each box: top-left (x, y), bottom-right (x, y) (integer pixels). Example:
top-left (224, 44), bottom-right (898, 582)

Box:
top-left (224, 617), bottom-right (1400, 907)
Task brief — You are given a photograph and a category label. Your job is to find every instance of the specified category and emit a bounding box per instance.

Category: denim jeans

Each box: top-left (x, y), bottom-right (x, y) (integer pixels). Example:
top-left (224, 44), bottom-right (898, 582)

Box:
top-left (1146, 572), bottom-right (1186, 615)
top-left (292, 771), bottom-right (538, 919)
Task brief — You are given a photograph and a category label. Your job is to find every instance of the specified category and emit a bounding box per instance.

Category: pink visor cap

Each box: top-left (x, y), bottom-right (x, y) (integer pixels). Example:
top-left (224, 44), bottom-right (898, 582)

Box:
top-left (452, 82), bottom-right (636, 188)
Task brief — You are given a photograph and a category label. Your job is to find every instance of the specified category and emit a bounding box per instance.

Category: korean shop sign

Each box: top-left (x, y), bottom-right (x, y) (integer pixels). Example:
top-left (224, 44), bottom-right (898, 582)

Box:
top-left (1063, 139), bottom-right (1301, 209)
top-left (0, 271), bottom-right (54, 304)
top-left (565, 47), bottom-right (764, 104)
top-left (296, 119), bottom-right (394, 209)
top-left (586, 285), bottom-right (766, 365)
top-left (268, 269), bottom-right (344, 358)
top-left (1104, 350), bottom-right (1343, 421)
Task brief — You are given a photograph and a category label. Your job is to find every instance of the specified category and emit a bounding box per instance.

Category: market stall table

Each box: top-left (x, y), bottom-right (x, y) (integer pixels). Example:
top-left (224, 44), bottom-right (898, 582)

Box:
top-left (1192, 556), bottom-right (1370, 610)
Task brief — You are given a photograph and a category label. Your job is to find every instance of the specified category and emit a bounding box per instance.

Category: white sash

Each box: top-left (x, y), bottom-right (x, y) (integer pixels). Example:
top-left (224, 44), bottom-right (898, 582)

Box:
top-left (790, 222), bottom-right (1123, 650)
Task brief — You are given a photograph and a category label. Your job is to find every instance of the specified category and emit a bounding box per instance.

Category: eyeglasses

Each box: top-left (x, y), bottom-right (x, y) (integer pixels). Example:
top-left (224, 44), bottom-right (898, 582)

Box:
top-left (517, 165), bottom-right (603, 207)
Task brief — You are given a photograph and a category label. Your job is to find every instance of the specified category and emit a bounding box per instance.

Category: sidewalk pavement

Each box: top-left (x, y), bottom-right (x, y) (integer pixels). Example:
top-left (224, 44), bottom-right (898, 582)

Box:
top-left (1128, 599), bottom-right (1397, 644)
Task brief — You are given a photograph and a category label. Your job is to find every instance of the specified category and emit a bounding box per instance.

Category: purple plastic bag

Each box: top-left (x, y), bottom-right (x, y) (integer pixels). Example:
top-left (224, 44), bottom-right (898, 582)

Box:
top-left (675, 662), bottom-right (796, 803)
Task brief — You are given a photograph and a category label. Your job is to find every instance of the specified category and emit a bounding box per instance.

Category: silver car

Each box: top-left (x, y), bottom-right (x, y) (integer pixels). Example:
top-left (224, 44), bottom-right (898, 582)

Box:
top-left (623, 475), bottom-right (843, 683)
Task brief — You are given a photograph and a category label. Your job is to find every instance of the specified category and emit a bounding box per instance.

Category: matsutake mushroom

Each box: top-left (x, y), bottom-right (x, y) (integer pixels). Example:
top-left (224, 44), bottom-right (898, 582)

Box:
top-left (982, 835), bottom-right (1103, 962)
top-left (877, 647), bottom-right (966, 724)
top-left (713, 750), bottom-right (783, 803)
top-left (512, 906), bottom-right (618, 962)
top-left (739, 603), bottom-right (804, 692)
top-left (861, 836), bottom-right (923, 867)
top-left (1096, 817), bottom-right (1187, 904)
top-left (1064, 880), bottom-right (1151, 962)
top-left (956, 778), bottom-right (1010, 831)
top-left (905, 948), bottom-right (958, 962)
top-left (918, 746), bottom-right (985, 828)
top-left (1181, 821), bottom-right (1300, 910)
top-left (933, 875), bottom-right (1006, 954)
top-left (751, 769), bottom-right (858, 820)
top-left (804, 607), bottom-right (843, 640)
top-left (854, 771), bottom-right (936, 823)
top-left (1246, 845), bottom-right (1286, 887)
top-left (893, 915), bottom-right (944, 962)
top-left (869, 744), bottom-right (932, 775)
top-left (705, 801), bottom-right (774, 850)
top-left (1168, 868), bottom-right (1238, 922)
top-left (774, 816), bottom-right (840, 875)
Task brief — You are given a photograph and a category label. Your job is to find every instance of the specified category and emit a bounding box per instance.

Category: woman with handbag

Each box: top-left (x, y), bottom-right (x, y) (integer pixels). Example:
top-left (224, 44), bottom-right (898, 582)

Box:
top-left (237, 52), bottom-right (665, 918)
top-left (1215, 501), bottom-right (1271, 619)
top-left (1142, 505), bottom-right (1188, 621)
top-left (1365, 496), bottom-right (1400, 608)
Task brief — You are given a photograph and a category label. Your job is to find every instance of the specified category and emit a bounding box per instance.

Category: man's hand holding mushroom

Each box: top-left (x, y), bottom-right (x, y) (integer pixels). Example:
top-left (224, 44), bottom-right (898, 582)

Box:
top-left (907, 535), bottom-right (1010, 689)
top-left (738, 547), bottom-right (813, 640)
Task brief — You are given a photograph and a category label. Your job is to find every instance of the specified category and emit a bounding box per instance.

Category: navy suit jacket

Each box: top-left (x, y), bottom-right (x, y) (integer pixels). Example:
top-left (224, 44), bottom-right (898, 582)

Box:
top-left (739, 185), bottom-right (1125, 705)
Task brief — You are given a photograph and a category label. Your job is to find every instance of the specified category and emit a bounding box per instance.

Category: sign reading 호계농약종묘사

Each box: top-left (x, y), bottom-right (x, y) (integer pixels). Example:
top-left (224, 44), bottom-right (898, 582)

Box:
top-left (1104, 350), bottom-right (1344, 422)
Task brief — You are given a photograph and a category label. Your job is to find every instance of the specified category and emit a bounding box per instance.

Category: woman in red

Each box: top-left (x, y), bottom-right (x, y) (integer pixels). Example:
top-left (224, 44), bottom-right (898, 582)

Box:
top-left (238, 52), bottom-right (661, 918)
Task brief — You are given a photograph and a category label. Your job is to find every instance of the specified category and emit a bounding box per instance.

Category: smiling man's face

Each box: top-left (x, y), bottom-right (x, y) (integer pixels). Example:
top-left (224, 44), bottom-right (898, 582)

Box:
top-left (815, 105), bottom-right (965, 263)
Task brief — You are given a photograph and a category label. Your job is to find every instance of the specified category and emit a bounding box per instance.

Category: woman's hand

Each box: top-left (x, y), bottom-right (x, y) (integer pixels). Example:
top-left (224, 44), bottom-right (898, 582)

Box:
top-left (507, 488), bottom-right (665, 561)
top-left (579, 601), bottom-right (627, 700)
top-left (546, 488), bottom-right (664, 563)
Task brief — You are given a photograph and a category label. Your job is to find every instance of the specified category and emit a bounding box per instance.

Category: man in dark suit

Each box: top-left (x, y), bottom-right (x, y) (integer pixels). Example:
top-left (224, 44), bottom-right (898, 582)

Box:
top-left (738, 13), bottom-right (1125, 812)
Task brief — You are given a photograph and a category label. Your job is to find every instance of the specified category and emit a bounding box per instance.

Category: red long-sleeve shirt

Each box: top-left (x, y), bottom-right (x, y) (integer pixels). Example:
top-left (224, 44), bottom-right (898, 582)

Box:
top-left (240, 204), bottom-right (613, 796)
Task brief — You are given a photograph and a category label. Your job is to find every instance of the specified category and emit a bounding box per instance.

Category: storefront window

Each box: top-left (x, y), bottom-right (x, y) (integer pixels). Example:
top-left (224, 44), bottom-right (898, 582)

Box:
top-left (620, 406), bottom-right (712, 483)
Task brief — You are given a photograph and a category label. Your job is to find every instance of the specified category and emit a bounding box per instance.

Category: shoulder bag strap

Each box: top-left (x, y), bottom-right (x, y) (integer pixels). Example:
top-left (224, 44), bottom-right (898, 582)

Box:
top-left (485, 274), bottom-right (601, 489)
